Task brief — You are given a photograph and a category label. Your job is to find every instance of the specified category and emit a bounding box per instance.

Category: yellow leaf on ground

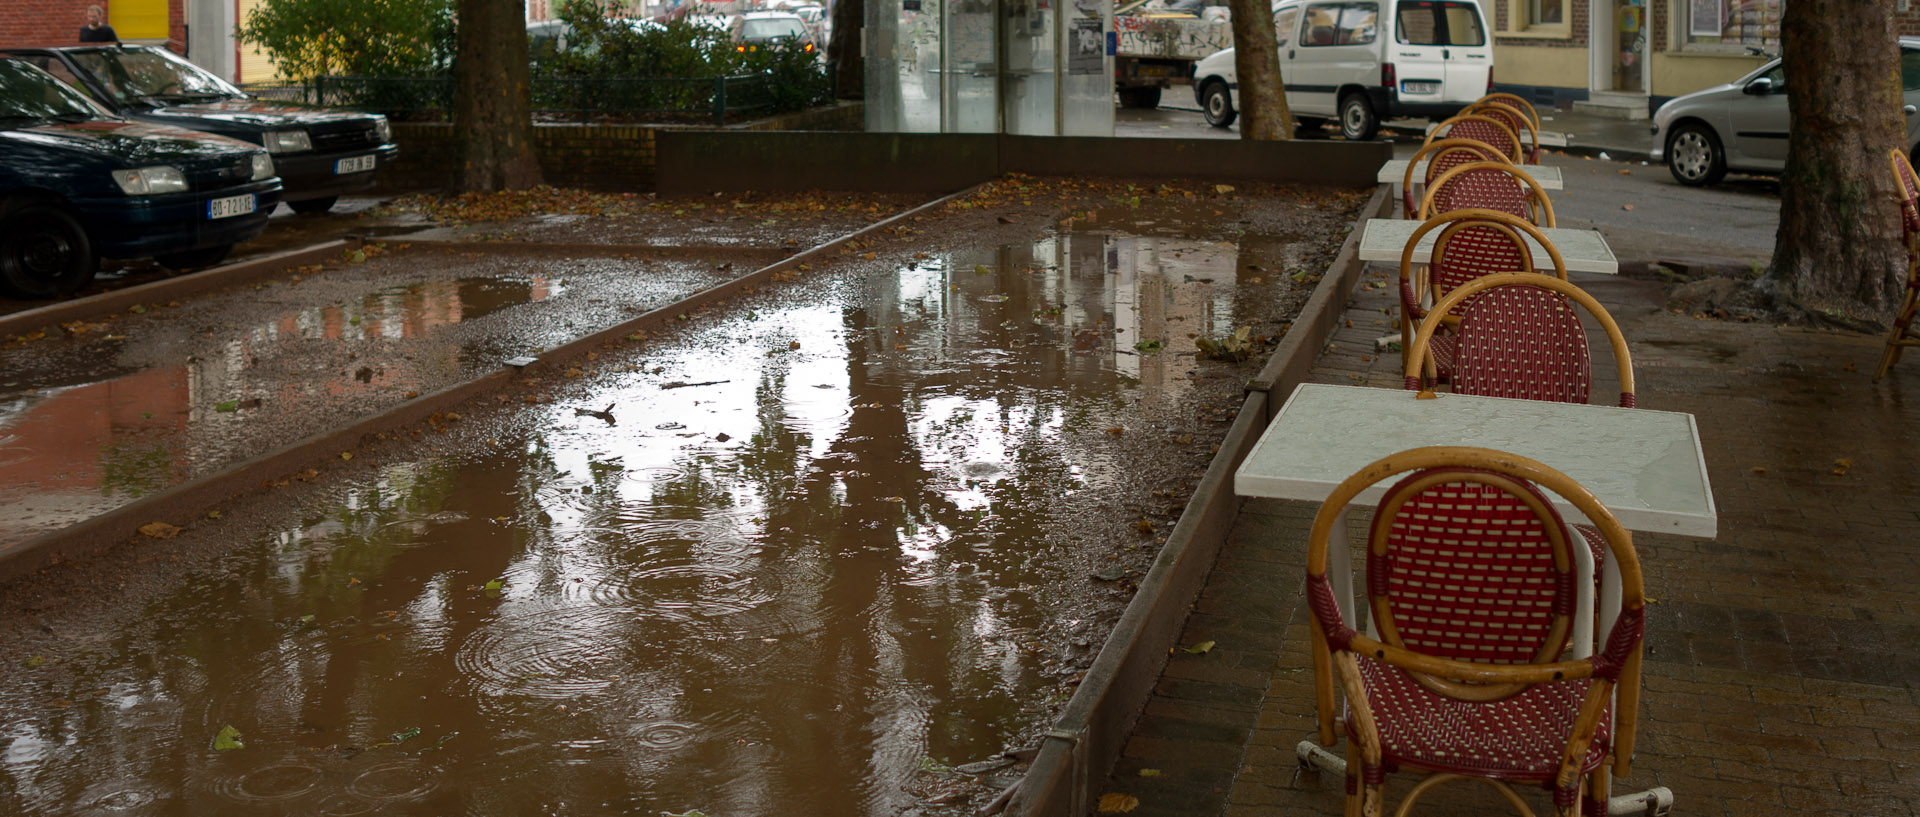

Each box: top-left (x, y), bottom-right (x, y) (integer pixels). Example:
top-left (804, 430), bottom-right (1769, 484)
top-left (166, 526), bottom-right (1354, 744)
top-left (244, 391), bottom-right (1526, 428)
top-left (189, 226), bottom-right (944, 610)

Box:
top-left (1138, 769), bottom-right (1162, 777)
top-left (1097, 793), bottom-right (1140, 813)
top-left (138, 522), bottom-right (181, 539)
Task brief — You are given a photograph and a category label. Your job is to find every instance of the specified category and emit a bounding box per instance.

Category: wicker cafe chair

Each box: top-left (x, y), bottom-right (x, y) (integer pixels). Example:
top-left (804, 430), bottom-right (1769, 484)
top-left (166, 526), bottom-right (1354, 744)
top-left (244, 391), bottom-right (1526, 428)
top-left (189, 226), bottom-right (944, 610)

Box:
top-left (1404, 274), bottom-right (1637, 408)
top-left (1876, 148), bottom-right (1920, 380)
top-left (1398, 209), bottom-right (1569, 376)
top-left (1418, 160), bottom-right (1557, 226)
top-left (1401, 138), bottom-right (1517, 218)
top-left (1304, 446), bottom-right (1648, 817)
top-left (1423, 113), bottom-right (1524, 163)
top-left (1478, 92), bottom-right (1543, 135)
top-left (1467, 100), bottom-right (1542, 163)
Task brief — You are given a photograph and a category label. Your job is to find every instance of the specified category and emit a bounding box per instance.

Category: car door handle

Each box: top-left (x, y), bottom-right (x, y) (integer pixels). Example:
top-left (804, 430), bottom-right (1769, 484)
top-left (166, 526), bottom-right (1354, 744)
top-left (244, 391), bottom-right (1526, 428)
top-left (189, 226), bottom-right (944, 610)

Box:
top-left (1288, 49), bottom-right (1295, 59)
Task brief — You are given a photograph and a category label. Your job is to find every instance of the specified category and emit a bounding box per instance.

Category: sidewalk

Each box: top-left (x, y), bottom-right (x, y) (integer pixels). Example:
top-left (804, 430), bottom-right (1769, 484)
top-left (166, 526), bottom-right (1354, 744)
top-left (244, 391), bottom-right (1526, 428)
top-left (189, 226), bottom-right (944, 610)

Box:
top-left (1096, 265), bottom-right (1920, 812)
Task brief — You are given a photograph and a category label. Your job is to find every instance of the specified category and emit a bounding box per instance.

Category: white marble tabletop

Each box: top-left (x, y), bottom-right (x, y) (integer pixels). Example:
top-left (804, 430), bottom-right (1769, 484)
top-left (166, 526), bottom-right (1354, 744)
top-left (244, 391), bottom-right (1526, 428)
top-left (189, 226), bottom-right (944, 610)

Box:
top-left (1358, 218), bottom-right (1618, 275)
top-left (1234, 384), bottom-right (1717, 538)
top-left (1378, 159), bottom-right (1564, 189)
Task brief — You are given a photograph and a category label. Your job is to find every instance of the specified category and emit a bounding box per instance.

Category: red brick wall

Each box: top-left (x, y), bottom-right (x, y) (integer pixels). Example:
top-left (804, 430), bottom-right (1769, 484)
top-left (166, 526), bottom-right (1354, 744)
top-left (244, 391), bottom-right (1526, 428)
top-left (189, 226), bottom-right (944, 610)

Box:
top-left (0, 0), bottom-right (185, 51)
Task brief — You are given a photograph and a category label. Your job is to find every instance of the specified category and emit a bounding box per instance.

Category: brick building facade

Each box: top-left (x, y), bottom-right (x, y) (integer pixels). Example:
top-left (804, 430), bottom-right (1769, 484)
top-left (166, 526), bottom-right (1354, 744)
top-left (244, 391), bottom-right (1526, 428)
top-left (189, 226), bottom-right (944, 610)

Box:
top-left (0, 0), bottom-right (185, 50)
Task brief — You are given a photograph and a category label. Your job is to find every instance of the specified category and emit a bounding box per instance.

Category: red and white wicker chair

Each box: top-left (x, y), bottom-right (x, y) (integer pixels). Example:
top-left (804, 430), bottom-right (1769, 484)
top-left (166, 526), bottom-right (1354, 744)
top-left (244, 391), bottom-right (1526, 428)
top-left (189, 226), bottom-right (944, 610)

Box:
top-left (1466, 100), bottom-right (1542, 163)
top-left (1403, 274), bottom-right (1636, 408)
top-left (1401, 138), bottom-right (1517, 218)
top-left (1876, 148), bottom-right (1920, 380)
top-left (1477, 92), bottom-right (1543, 136)
top-left (1398, 209), bottom-right (1570, 381)
top-left (1417, 160), bottom-right (1557, 225)
top-left (1302, 446), bottom-right (1648, 817)
top-left (1422, 113), bottom-right (1524, 163)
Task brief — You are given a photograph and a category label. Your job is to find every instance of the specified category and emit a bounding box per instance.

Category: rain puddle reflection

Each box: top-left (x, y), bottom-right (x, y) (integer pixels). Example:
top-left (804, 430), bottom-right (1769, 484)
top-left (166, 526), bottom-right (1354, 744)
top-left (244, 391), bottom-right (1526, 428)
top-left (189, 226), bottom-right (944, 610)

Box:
top-left (0, 227), bottom-right (1318, 815)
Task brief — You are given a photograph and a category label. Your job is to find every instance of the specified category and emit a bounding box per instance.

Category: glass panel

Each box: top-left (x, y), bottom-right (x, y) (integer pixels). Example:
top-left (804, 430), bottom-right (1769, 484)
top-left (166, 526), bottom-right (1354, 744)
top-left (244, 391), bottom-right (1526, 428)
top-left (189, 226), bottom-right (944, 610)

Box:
top-left (1396, 1), bottom-right (1480, 44)
top-left (948, 0), bottom-right (999, 131)
top-left (1336, 4), bottom-right (1378, 44)
top-left (1442, 2), bottom-right (1486, 42)
top-left (1059, 0), bottom-right (1114, 136)
top-left (1276, 8), bottom-right (1298, 45)
top-left (1529, 0), bottom-right (1564, 26)
top-left (1903, 50), bottom-right (1920, 91)
top-left (1004, 0), bottom-right (1056, 134)
top-left (1612, 0), bottom-right (1646, 91)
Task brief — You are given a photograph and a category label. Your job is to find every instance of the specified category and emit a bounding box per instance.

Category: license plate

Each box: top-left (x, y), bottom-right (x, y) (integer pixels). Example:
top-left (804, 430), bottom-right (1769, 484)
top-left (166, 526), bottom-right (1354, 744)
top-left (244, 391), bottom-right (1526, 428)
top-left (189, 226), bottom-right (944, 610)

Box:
top-left (335, 154), bottom-right (377, 174)
top-left (207, 194), bottom-right (256, 220)
top-left (1402, 80), bottom-right (1440, 94)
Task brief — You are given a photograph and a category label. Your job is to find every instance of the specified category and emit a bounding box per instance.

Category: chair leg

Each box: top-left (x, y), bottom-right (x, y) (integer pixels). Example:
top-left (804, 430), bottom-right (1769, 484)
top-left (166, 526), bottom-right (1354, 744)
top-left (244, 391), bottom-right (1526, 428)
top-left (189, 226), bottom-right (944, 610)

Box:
top-left (1584, 768), bottom-right (1611, 816)
top-left (1345, 742), bottom-right (1363, 817)
top-left (1875, 285), bottom-right (1919, 381)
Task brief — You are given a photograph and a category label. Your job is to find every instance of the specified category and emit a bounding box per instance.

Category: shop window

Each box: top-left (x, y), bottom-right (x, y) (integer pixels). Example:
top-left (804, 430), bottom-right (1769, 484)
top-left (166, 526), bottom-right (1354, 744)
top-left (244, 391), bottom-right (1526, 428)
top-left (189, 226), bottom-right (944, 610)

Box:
top-left (1684, 0), bottom-right (1781, 52)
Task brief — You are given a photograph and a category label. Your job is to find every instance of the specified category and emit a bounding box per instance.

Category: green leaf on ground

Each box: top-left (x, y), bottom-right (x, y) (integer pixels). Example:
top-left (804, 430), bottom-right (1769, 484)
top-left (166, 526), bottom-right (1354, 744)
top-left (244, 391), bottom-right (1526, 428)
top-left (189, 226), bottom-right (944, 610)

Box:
top-left (213, 725), bottom-right (244, 751)
top-left (1184, 640), bottom-right (1216, 655)
top-left (215, 401), bottom-right (239, 412)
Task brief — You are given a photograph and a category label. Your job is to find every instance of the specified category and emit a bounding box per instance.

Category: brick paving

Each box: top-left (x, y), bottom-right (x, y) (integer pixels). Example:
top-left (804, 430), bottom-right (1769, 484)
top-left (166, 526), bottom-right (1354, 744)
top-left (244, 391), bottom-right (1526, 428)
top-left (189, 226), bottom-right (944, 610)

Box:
top-left (1099, 263), bottom-right (1920, 817)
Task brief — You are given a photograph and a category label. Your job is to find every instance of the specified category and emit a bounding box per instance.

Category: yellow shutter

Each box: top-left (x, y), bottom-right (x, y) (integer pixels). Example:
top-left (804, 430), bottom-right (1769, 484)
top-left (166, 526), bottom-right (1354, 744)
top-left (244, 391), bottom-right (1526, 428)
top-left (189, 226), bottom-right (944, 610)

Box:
top-left (111, 0), bottom-right (170, 40)
top-left (237, 0), bottom-right (282, 83)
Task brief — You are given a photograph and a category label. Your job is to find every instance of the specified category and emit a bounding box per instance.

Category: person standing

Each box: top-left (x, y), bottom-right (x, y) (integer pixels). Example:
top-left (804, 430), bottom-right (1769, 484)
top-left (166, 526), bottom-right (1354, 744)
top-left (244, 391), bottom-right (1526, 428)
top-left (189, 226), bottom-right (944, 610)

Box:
top-left (78, 5), bottom-right (119, 43)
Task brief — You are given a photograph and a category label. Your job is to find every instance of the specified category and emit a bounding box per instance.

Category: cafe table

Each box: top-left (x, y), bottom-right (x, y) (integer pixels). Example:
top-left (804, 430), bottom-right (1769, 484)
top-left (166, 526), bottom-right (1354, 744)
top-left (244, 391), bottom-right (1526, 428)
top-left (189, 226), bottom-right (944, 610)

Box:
top-left (1378, 158), bottom-right (1564, 189)
top-left (1235, 383), bottom-right (1715, 639)
top-left (1357, 217), bottom-right (1619, 274)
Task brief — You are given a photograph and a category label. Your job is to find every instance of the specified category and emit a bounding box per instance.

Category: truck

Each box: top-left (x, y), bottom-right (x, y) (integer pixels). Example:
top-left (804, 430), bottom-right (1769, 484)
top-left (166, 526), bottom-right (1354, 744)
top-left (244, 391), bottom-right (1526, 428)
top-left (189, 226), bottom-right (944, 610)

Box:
top-left (1113, 1), bottom-right (1232, 109)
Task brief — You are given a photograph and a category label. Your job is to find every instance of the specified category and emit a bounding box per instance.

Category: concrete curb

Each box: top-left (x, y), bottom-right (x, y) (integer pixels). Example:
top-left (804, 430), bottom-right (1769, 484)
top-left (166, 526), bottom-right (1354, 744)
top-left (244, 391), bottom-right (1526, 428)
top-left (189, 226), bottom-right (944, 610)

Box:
top-left (0, 240), bottom-right (359, 338)
top-left (0, 187), bottom-right (982, 583)
top-left (1002, 183), bottom-right (1392, 817)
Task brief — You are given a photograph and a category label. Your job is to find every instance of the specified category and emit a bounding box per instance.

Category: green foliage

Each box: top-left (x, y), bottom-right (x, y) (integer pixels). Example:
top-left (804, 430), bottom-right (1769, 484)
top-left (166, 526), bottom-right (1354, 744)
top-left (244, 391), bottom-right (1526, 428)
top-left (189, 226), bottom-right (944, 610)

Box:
top-left (238, 0), bottom-right (455, 80)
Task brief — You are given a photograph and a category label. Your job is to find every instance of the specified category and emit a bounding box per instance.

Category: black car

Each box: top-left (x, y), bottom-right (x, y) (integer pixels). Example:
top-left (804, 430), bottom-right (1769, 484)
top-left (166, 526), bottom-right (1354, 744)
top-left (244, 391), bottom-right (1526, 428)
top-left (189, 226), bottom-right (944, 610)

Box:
top-left (0, 58), bottom-right (282, 298)
top-left (1, 44), bottom-right (396, 215)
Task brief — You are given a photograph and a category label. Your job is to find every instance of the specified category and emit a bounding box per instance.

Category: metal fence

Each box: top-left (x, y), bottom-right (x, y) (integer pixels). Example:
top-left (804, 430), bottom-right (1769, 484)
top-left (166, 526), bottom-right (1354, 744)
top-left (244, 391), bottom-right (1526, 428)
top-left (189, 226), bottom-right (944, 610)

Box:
top-left (241, 72), bottom-right (831, 127)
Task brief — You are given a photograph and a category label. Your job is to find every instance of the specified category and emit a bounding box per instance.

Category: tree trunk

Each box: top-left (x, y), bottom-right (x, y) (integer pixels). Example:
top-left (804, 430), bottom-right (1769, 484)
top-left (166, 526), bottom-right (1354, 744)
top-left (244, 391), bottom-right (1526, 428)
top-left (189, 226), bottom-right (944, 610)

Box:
top-left (1227, 0), bottom-right (1290, 140)
top-left (830, 0), bottom-right (864, 99)
top-left (452, 0), bottom-right (543, 192)
top-left (1767, 0), bottom-right (1905, 327)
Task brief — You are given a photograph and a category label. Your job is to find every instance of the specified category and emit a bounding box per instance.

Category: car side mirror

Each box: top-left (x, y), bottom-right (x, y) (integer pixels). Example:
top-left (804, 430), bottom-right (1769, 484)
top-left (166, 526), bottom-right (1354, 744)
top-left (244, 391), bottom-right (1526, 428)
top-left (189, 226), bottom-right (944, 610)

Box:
top-left (1744, 76), bottom-right (1774, 95)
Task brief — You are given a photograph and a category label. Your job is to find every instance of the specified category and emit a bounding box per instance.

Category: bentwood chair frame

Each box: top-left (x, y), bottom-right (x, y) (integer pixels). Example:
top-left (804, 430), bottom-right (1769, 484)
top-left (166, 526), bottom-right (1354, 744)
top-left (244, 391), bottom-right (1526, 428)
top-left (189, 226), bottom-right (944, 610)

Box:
top-left (1477, 92), bottom-right (1543, 135)
top-left (1305, 446), bottom-right (1648, 817)
top-left (1417, 161), bottom-right (1557, 226)
top-left (1422, 113), bottom-right (1524, 163)
top-left (1401, 138), bottom-right (1517, 218)
top-left (1466, 100), bottom-right (1542, 163)
top-left (1398, 208), bottom-right (1570, 372)
top-left (1403, 274), bottom-right (1638, 408)
top-left (1876, 148), bottom-right (1920, 380)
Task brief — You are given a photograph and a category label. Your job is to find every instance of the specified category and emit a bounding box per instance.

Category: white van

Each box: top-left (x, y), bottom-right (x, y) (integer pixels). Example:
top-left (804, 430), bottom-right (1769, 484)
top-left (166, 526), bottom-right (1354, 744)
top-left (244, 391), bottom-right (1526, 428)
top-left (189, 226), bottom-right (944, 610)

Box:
top-left (1189, 0), bottom-right (1492, 140)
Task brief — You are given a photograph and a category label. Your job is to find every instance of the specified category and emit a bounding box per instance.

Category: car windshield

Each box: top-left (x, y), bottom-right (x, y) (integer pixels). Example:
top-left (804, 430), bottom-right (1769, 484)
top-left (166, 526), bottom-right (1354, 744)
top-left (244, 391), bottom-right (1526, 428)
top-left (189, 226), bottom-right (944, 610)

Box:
top-left (66, 47), bottom-right (243, 106)
top-left (742, 18), bottom-right (805, 39)
top-left (0, 59), bottom-right (105, 125)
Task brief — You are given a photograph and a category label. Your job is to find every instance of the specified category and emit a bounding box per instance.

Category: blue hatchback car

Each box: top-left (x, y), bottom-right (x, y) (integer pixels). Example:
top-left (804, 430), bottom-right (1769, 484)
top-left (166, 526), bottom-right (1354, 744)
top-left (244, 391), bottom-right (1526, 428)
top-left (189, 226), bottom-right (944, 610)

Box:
top-left (0, 58), bottom-right (281, 298)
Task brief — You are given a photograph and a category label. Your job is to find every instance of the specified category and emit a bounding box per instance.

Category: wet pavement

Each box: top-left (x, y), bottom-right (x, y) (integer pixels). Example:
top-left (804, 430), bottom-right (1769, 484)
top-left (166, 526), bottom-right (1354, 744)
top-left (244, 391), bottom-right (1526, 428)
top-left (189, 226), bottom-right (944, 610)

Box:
top-left (0, 181), bottom-right (1369, 816)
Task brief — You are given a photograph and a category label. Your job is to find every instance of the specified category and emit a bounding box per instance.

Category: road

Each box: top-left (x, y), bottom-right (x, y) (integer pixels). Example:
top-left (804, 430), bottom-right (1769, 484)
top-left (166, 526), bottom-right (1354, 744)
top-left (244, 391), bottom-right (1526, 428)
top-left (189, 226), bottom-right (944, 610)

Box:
top-left (1119, 102), bottom-right (1782, 272)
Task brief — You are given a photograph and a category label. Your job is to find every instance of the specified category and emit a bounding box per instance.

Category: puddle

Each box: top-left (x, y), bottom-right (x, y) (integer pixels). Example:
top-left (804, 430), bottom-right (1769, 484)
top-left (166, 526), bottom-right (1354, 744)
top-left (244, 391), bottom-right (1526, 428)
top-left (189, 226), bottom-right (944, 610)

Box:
top-left (0, 227), bottom-right (1323, 815)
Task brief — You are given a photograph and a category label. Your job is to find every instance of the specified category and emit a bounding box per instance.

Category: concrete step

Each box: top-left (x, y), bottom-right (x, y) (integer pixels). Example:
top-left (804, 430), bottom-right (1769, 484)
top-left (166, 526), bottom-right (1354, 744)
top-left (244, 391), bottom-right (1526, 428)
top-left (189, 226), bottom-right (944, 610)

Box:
top-left (1572, 93), bottom-right (1650, 121)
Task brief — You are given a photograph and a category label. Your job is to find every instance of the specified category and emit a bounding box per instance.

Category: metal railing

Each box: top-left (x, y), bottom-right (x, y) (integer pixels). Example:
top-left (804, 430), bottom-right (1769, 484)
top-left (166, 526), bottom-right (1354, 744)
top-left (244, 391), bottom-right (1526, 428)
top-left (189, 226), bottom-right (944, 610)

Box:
top-left (243, 72), bottom-right (831, 127)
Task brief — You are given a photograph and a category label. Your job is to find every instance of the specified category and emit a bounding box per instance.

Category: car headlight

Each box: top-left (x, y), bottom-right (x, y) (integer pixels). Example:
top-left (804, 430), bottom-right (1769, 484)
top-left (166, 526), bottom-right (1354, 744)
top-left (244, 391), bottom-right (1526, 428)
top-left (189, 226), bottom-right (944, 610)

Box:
top-left (111, 166), bottom-right (189, 195)
top-left (251, 152), bottom-right (276, 181)
top-left (264, 129), bottom-right (311, 154)
top-left (372, 116), bottom-right (391, 144)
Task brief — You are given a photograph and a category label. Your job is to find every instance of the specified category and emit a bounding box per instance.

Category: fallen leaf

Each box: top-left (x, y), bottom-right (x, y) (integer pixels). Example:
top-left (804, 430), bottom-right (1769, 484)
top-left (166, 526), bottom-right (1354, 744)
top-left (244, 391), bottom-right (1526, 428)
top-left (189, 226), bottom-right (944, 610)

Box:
top-left (1622, 204), bottom-right (1634, 211)
top-left (1184, 640), bottom-right (1216, 655)
top-left (340, 452), bottom-right (353, 461)
top-left (1750, 466), bottom-right (1767, 475)
top-left (138, 522), bottom-right (181, 539)
top-left (24, 655), bottom-right (46, 668)
top-left (1137, 768), bottom-right (1162, 777)
top-left (213, 725), bottom-right (245, 751)
top-left (1832, 458), bottom-right (1852, 476)
top-left (215, 400), bottom-right (239, 412)
top-left (1092, 565), bottom-right (1128, 581)
top-left (1097, 793), bottom-right (1139, 813)
top-left (1213, 184), bottom-right (1235, 194)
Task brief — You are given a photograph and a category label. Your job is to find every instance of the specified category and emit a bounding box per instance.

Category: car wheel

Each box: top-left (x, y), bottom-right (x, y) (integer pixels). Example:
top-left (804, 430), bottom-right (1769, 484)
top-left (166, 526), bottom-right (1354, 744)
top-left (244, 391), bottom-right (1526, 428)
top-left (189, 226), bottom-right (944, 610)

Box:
top-left (1667, 123), bottom-right (1727, 186)
top-left (1202, 81), bottom-right (1237, 128)
top-left (155, 244), bottom-right (233, 272)
top-left (1339, 92), bottom-right (1378, 141)
top-left (1118, 86), bottom-right (1163, 109)
top-left (0, 203), bottom-right (97, 299)
top-left (287, 196), bottom-right (339, 215)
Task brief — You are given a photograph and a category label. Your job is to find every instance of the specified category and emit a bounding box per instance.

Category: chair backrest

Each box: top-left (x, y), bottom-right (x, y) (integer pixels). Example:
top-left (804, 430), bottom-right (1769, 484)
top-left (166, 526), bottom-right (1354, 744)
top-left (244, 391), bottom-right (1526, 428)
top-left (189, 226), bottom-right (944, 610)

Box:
top-left (1476, 92), bottom-right (1542, 133)
top-left (1397, 209), bottom-right (1568, 355)
top-left (1465, 100), bottom-right (1540, 162)
top-left (1423, 113), bottom-right (1522, 162)
top-left (1889, 148), bottom-right (1920, 241)
top-left (1304, 445), bottom-right (1647, 773)
top-left (1400, 138), bottom-right (1514, 217)
top-left (1418, 160), bottom-right (1556, 225)
top-left (1405, 274), bottom-right (1638, 407)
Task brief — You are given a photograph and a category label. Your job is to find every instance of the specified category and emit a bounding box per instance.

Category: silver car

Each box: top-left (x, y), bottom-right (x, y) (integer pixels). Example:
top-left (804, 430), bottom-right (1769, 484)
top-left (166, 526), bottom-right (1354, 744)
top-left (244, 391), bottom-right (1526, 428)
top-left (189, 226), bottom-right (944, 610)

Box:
top-left (1650, 37), bottom-right (1920, 186)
